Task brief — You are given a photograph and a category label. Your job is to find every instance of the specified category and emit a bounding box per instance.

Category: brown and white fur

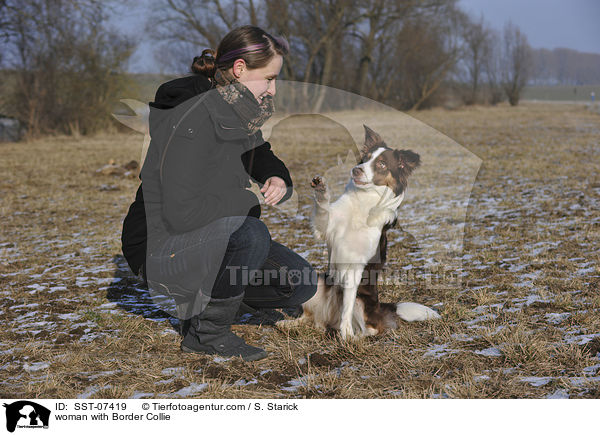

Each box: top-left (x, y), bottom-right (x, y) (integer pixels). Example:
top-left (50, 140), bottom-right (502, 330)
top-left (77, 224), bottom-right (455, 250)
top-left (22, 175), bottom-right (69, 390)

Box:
top-left (278, 125), bottom-right (440, 339)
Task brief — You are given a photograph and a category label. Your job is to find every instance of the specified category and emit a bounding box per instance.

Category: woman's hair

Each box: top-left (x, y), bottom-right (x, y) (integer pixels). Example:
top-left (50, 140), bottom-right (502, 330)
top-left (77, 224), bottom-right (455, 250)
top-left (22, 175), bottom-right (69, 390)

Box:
top-left (191, 25), bottom-right (289, 77)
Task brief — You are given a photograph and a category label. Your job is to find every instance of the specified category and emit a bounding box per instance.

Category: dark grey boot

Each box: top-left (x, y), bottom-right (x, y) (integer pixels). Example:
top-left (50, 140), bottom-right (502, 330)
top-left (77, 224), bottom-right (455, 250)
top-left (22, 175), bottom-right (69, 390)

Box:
top-left (180, 293), bottom-right (267, 362)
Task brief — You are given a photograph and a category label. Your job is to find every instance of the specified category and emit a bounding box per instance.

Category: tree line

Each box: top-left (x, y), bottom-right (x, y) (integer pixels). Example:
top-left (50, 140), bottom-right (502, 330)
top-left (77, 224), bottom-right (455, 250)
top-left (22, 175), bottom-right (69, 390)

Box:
top-left (530, 47), bottom-right (600, 86)
top-left (0, 0), bottom-right (134, 137)
top-left (0, 0), bottom-right (569, 137)
top-left (150, 0), bottom-right (533, 110)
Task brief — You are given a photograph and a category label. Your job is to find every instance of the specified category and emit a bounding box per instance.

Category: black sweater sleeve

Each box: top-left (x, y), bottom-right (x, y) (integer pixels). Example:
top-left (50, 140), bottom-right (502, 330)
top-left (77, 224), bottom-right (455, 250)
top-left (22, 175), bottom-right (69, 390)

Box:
top-left (241, 140), bottom-right (293, 204)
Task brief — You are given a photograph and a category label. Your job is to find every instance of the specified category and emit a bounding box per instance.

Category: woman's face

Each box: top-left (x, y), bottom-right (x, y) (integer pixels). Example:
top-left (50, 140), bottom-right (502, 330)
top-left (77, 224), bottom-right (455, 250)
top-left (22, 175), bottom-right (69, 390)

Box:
top-left (233, 55), bottom-right (283, 103)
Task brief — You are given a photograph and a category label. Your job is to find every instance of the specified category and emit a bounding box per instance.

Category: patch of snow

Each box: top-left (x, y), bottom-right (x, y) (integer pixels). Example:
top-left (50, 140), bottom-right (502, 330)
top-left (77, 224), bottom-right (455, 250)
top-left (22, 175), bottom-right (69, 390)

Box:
top-left (423, 344), bottom-right (459, 358)
top-left (547, 389), bottom-right (569, 399)
top-left (26, 284), bottom-right (46, 293)
top-left (474, 347), bottom-right (503, 357)
top-left (170, 383), bottom-right (208, 397)
top-left (130, 391), bottom-right (153, 399)
top-left (544, 313), bottom-right (571, 324)
top-left (23, 362), bottom-right (50, 372)
top-left (89, 370), bottom-right (120, 380)
top-left (234, 379), bottom-right (258, 386)
top-left (161, 367), bottom-right (184, 376)
top-left (520, 376), bottom-right (552, 387)
top-left (450, 333), bottom-right (475, 342)
top-left (464, 313), bottom-right (497, 326)
top-left (57, 313), bottom-right (81, 321)
top-left (583, 364), bottom-right (600, 375)
top-left (78, 385), bottom-right (112, 399)
top-left (569, 376), bottom-right (600, 386)
top-left (565, 333), bottom-right (600, 346)
top-left (281, 374), bottom-right (315, 392)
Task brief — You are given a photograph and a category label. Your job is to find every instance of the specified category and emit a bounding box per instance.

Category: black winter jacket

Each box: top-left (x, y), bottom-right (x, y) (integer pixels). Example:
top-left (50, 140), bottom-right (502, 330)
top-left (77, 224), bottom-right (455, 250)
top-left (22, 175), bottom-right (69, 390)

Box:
top-left (121, 74), bottom-right (293, 276)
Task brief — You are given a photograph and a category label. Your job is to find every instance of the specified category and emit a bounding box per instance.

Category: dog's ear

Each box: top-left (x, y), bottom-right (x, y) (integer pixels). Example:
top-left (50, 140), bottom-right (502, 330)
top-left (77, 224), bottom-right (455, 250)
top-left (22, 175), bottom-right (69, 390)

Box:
top-left (394, 149), bottom-right (421, 172)
top-left (363, 125), bottom-right (384, 154)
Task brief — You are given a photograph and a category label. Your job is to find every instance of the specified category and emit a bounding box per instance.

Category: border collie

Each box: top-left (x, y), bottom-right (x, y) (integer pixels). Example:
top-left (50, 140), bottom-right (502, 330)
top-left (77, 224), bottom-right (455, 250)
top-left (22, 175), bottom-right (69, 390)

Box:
top-left (279, 125), bottom-right (440, 339)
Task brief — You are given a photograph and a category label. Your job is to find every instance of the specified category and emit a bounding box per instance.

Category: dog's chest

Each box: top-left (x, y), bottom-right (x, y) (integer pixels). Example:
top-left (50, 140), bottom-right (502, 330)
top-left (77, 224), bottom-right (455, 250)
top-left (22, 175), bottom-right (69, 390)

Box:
top-left (327, 196), bottom-right (382, 264)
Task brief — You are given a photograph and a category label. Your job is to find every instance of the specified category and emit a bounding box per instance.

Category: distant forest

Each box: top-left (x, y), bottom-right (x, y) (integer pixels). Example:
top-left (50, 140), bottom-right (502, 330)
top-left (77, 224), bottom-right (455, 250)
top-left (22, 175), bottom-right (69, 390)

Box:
top-left (530, 48), bottom-right (600, 85)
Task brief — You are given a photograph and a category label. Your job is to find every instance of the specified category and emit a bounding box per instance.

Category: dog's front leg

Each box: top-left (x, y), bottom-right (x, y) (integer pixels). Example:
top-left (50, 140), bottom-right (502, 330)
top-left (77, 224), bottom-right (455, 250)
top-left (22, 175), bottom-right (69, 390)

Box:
top-left (310, 176), bottom-right (330, 239)
top-left (339, 268), bottom-right (363, 340)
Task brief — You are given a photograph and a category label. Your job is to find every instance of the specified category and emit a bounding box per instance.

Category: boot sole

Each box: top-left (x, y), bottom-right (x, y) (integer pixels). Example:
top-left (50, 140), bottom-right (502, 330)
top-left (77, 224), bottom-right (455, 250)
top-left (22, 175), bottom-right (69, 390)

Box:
top-left (180, 343), bottom-right (267, 362)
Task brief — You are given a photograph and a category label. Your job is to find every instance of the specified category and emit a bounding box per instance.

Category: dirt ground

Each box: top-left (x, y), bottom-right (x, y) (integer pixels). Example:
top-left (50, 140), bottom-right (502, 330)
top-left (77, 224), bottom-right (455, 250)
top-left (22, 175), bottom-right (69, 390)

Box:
top-left (1, 102), bottom-right (599, 399)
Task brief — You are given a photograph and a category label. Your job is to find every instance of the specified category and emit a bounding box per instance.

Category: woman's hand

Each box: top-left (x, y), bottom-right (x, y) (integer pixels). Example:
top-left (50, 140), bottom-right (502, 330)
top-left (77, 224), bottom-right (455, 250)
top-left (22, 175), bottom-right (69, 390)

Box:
top-left (260, 176), bottom-right (287, 206)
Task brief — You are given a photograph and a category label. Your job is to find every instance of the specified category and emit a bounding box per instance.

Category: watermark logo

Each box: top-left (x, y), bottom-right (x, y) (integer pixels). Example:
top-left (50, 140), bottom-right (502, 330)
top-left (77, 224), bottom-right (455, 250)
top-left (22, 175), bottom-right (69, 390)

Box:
top-left (3, 401), bottom-right (51, 433)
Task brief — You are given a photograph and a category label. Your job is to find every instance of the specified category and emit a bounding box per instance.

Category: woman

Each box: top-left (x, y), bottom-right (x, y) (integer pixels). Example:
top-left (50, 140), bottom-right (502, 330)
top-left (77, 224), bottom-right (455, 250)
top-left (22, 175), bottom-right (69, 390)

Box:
top-left (121, 26), bottom-right (316, 362)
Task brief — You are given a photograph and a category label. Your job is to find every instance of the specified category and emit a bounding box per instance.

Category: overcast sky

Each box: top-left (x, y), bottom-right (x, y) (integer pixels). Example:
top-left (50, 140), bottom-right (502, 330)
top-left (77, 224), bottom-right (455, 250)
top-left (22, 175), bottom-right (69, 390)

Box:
top-left (459, 0), bottom-right (600, 54)
top-left (115, 0), bottom-right (600, 73)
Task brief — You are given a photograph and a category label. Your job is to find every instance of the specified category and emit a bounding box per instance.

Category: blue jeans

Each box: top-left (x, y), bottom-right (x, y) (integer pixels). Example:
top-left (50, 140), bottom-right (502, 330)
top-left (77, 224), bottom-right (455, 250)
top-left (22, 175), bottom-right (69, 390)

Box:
top-left (146, 216), bottom-right (317, 309)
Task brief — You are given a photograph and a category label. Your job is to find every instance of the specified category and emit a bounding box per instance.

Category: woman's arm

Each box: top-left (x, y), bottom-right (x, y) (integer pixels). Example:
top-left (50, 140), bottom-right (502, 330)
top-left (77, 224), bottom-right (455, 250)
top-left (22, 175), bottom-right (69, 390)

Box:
top-left (241, 139), bottom-right (293, 204)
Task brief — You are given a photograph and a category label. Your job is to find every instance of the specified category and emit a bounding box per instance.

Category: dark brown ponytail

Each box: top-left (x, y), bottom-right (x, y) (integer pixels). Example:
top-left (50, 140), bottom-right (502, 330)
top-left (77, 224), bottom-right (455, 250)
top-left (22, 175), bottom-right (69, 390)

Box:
top-left (191, 48), bottom-right (217, 77)
top-left (191, 26), bottom-right (288, 77)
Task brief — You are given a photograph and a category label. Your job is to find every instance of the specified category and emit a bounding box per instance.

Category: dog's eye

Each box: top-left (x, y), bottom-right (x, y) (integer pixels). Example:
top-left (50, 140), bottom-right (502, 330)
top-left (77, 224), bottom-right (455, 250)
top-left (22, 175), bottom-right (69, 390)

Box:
top-left (376, 160), bottom-right (386, 169)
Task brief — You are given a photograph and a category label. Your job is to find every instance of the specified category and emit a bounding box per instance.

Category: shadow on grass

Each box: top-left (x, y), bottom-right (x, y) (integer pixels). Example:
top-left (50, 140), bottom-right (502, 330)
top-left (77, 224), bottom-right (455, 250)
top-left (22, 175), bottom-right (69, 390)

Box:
top-left (105, 254), bottom-right (293, 335)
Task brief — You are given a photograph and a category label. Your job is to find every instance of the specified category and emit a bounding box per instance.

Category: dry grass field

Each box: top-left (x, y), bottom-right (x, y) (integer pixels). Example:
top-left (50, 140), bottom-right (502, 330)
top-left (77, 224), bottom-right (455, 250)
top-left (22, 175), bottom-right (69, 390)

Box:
top-left (1, 102), bottom-right (599, 399)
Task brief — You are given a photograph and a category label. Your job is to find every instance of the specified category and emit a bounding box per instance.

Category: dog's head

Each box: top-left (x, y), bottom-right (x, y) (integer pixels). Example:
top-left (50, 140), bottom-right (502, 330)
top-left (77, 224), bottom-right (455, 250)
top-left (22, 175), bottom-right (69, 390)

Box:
top-left (351, 125), bottom-right (421, 195)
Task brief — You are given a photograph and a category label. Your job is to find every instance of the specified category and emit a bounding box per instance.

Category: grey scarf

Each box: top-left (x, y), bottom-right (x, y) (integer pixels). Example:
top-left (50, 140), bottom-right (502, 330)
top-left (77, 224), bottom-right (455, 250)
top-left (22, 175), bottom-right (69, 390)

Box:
top-left (213, 68), bottom-right (274, 135)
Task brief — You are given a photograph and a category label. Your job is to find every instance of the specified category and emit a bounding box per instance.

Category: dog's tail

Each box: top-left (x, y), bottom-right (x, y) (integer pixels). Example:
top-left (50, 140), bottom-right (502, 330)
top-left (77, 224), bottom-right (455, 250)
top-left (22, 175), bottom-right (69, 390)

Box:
top-left (395, 302), bottom-right (440, 322)
top-left (378, 302), bottom-right (440, 329)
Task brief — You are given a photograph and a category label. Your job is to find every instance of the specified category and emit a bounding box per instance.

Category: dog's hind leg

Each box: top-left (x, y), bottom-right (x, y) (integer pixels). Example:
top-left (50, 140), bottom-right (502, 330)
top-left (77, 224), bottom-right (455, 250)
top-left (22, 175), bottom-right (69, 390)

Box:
top-left (352, 298), bottom-right (368, 337)
top-left (275, 313), bottom-right (311, 330)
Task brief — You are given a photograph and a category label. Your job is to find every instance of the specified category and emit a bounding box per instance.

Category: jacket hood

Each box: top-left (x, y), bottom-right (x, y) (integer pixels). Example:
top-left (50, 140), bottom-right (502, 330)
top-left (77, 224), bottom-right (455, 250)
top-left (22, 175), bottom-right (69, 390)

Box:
top-left (150, 74), bottom-right (214, 110)
top-left (147, 74), bottom-right (214, 138)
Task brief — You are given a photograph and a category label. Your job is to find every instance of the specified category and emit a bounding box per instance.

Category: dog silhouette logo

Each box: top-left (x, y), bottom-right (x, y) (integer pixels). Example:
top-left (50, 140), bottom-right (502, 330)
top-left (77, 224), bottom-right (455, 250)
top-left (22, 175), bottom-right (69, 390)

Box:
top-left (3, 401), bottom-right (51, 432)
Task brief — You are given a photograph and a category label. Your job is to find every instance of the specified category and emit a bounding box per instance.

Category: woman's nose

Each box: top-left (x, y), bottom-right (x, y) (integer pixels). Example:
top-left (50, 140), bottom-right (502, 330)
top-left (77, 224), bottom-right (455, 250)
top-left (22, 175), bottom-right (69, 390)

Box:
top-left (267, 80), bottom-right (276, 96)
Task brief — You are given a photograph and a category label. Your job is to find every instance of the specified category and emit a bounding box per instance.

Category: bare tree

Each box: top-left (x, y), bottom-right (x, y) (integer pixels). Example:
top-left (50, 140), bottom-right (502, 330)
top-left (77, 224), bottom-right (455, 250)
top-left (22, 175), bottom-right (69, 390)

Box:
top-left (460, 14), bottom-right (491, 104)
top-left (389, 2), bottom-right (464, 110)
top-left (501, 21), bottom-right (531, 106)
top-left (349, 0), bottom-right (411, 98)
top-left (1, 0), bottom-right (135, 136)
top-left (482, 30), bottom-right (504, 105)
top-left (147, 0), bottom-right (263, 73)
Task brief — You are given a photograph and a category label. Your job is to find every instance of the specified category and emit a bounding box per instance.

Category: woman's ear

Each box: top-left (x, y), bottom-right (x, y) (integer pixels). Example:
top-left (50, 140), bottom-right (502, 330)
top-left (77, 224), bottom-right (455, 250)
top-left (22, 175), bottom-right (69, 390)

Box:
top-left (232, 59), bottom-right (247, 78)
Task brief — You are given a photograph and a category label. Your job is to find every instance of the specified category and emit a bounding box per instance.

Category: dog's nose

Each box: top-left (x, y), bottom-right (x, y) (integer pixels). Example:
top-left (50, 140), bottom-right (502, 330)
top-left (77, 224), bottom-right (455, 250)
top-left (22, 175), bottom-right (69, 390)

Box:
top-left (352, 167), bottom-right (363, 177)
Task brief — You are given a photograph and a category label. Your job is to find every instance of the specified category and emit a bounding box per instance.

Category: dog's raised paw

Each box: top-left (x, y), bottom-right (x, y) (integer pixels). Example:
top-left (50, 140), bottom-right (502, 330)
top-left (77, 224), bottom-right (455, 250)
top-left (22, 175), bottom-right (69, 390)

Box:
top-left (311, 176), bottom-right (329, 202)
top-left (311, 176), bottom-right (325, 190)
